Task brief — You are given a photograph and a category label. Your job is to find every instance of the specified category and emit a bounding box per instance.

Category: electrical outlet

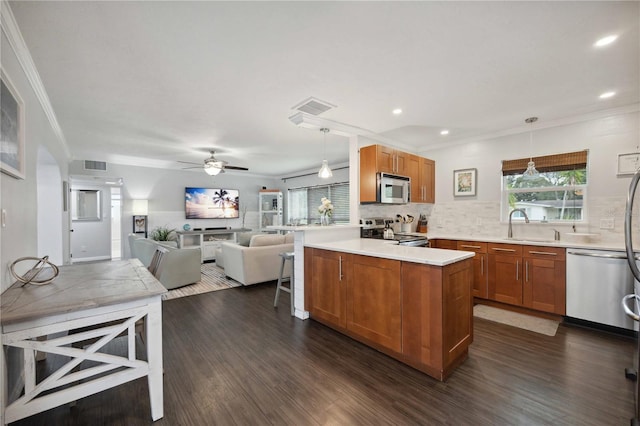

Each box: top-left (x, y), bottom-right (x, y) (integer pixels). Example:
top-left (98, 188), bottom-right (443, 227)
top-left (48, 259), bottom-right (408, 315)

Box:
top-left (1, 209), bottom-right (5, 227)
top-left (600, 218), bottom-right (615, 230)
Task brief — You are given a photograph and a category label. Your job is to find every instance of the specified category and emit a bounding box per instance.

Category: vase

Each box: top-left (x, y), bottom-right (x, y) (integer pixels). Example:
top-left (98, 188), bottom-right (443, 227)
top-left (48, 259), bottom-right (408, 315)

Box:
top-left (320, 214), bottom-right (330, 226)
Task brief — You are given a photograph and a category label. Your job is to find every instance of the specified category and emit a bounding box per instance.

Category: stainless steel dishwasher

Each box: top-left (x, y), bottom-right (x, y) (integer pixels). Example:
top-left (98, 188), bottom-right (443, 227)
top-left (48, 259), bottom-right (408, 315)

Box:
top-left (566, 249), bottom-right (638, 331)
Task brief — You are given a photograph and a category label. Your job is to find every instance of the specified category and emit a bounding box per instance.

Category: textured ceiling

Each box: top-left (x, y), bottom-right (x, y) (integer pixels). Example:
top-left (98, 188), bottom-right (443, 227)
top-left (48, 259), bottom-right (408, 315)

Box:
top-left (8, 1), bottom-right (639, 177)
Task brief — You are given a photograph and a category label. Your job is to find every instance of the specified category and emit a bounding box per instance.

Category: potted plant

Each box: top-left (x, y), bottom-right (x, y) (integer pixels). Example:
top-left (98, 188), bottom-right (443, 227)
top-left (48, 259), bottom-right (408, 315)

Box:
top-left (149, 226), bottom-right (176, 242)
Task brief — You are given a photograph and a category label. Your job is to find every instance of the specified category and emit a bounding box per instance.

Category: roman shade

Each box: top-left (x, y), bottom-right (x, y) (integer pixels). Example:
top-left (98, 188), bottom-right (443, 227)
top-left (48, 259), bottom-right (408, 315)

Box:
top-left (502, 150), bottom-right (588, 176)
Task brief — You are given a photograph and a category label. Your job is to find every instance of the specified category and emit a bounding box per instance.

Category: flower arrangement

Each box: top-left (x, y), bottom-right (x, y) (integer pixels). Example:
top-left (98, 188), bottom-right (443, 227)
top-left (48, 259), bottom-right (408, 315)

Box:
top-left (318, 197), bottom-right (334, 217)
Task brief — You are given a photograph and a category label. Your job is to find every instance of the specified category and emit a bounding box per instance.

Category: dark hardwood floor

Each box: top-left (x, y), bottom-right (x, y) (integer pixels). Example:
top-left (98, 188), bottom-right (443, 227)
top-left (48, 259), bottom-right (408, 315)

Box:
top-left (13, 283), bottom-right (636, 425)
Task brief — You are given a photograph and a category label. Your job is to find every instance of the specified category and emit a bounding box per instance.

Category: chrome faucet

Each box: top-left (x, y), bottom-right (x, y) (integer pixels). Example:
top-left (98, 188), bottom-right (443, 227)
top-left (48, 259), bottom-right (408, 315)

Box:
top-left (508, 208), bottom-right (529, 238)
top-left (552, 228), bottom-right (560, 241)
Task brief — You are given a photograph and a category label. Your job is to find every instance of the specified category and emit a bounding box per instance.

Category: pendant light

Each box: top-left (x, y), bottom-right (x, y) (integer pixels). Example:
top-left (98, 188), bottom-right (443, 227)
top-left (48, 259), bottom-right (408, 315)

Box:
top-left (318, 127), bottom-right (333, 178)
top-left (522, 116), bottom-right (540, 179)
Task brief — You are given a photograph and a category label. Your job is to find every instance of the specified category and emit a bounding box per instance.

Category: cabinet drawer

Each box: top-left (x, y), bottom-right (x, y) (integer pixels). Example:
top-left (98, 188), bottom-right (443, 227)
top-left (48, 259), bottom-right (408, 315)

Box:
top-left (487, 243), bottom-right (523, 256)
top-left (457, 241), bottom-right (487, 253)
top-left (523, 245), bottom-right (565, 261)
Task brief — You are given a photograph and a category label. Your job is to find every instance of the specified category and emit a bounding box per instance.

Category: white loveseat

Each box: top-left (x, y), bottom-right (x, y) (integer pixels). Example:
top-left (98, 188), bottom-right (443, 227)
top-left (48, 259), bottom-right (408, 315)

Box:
top-left (130, 236), bottom-right (202, 290)
top-left (218, 233), bottom-right (294, 286)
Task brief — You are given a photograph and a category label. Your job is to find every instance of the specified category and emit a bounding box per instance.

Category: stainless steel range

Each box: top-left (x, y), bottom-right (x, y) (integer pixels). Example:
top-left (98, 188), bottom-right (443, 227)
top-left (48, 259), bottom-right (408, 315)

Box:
top-left (360, 217), bottom-right (429, 247)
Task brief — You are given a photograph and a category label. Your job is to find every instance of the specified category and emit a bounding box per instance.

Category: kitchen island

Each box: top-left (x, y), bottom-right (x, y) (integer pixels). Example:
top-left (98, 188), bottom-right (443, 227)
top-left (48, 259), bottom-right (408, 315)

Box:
top-left (304, 238), bottom-right (475, 381)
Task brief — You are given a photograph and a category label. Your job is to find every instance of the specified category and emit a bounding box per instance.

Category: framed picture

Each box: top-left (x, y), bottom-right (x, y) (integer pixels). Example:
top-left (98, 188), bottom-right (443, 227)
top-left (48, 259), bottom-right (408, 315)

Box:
top-left (1, 69), bottom-right (25, 179)
top-left (617, 153), bottom-right (640, 177)
top-left (133, 215), bottom-right (148, 236)
top-left (453, 168), bottom-right (477, 197)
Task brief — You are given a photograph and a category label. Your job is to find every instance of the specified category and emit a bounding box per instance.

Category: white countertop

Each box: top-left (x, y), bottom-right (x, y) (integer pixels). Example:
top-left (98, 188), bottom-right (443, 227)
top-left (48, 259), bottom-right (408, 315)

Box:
top-left (304, 238), bottom-right (474, 267)
top-left (427, 233), bottom-right (626, 251)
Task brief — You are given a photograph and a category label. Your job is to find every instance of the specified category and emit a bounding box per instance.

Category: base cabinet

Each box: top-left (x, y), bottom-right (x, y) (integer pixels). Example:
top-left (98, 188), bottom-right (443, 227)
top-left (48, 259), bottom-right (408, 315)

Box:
top-left (305, 247), bottom-right (473, 381)
top-left (457, 241), bottom-right (488, 299)
top-left (522, 246), bottom-right (566, 315)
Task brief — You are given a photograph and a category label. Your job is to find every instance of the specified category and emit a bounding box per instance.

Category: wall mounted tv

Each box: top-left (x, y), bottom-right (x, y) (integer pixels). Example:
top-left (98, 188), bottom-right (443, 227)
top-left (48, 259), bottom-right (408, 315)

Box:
top-left (185, 187), bottom-right (239, 219)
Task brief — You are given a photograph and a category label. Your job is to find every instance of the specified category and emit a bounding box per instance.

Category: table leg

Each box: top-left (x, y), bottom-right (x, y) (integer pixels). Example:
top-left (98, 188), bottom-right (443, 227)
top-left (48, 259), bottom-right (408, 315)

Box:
top-left (145, 300), bottom-right (164, 421)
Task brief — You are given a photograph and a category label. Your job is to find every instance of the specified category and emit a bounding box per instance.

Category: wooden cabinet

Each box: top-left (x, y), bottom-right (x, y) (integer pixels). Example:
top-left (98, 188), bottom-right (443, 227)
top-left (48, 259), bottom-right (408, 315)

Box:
top-left (487, 243), bottom-right (566, 314)
top-left (359, 144), bottom-right (434, 203)
top-left (409, 155), bottom-right (435, 203)
top-left (306, 248), bottom-right (348, 328)
top-left (431, 239), bottom-right (458, 250)
top-left (305, 247), bottom-right (473, 381)
top-left (305, 248), bottom-right (401, 351)
top-left (457, 241), bottom-right (488, 299)
top-left (347, 254), bottom-right (402, 352)
top-left (522, 246), bottom-right (566, 315)
top-left (488, 243), bottom-right (523, 306)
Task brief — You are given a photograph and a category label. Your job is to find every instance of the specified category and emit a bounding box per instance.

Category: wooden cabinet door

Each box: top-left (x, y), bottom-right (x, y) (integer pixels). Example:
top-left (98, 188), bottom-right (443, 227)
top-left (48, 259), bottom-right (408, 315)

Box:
top-left (420, 158), bottom-right (435, 203)
top-left (431, 239), bottom-right (458, 250)
top-left (407, 154), bottom-right (422, 202)
top-left (308, 249), bottom-right (348, 329)
top-left (395, 150), bottom-right (409, 175)
top-left (457, 241), bottom-right (487, 299)
top-left (376, 145), bottom-right (396, 173)
top-left (347, 255), bottom-right (402, 352)
top-left (523, 246), bottom-right (566, 315)
top-left (359, 145), bottom-right (378, 203)
top-left (488, 244), bottom-right (523, 306)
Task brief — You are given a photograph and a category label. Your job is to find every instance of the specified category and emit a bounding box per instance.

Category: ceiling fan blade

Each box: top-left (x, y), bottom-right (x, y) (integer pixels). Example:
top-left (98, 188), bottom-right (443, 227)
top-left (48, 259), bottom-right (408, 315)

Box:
top-left (177, 160), bottom-right (203, 166)
top-left (181, 166), bottom-right (203, 170)
top-left (224, 165), bottom-right (249, 171)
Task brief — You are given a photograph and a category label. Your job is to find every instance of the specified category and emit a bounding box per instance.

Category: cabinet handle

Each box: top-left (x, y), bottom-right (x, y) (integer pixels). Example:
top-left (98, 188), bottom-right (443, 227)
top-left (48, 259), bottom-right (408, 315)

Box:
top-left (528, 250), bottom-right (558, 256)
top-left (461, 244), bottom-right (481, 249)
top-left (525, 261), bottom-right (529, 282)
top-left (516, 261), bottom-right (519, 281)
top-left (339, 256), bottom-right (343, 281)
top-left (492, 248), bottom-right (516, 252)
top-left (481, 255), bottom-right (484, 275)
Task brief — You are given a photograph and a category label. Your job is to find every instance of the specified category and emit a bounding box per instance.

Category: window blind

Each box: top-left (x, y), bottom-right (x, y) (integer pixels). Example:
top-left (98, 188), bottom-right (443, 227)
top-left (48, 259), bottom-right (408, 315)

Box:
top-left (287, 182), bottom-right (350, 224)
top-left (502, 150), bottom-right (588, 176)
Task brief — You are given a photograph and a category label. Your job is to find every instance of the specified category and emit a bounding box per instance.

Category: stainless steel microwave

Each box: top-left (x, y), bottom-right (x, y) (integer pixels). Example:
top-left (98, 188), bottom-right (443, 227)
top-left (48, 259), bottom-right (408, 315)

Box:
top-left (377, 173), bottom-right (410, 204)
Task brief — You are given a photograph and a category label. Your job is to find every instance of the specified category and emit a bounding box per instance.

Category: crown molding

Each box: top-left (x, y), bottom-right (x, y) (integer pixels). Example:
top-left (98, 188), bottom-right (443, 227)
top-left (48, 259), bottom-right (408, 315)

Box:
top-left (1, 0), bottom-right (70, 158)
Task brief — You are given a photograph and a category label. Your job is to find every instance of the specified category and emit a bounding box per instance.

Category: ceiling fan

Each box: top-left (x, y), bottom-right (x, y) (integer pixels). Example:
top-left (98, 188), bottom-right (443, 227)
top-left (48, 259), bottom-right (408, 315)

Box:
top-left (179, 150), bottom-right (249, 175)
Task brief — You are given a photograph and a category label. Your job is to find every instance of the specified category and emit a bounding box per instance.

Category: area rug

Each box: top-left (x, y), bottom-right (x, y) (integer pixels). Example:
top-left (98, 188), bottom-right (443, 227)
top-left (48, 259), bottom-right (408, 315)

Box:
top-left (473, 305), bottom-right (559, 337)
top-left (162, 263), bottom-right (241, 301)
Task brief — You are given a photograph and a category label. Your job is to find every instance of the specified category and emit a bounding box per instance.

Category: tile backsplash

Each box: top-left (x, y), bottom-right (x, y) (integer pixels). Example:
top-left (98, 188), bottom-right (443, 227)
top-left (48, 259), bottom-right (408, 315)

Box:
top-left (421, 197), bottom-right (633, 246)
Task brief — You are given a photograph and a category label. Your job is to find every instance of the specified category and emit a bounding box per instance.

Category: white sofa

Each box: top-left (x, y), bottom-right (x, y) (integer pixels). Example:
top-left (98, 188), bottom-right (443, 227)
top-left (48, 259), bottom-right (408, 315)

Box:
top-left (219, 233), bottom-right (294, 286)
top-left (130, 236), bottom-right (201, 290)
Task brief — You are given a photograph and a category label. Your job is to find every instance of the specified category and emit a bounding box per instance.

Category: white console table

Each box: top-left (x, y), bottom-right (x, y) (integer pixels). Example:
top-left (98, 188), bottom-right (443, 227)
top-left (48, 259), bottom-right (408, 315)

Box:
top-left (0, 259), bottom-right (166, 424)
top-left (176, 228), bottom-right (251, 262)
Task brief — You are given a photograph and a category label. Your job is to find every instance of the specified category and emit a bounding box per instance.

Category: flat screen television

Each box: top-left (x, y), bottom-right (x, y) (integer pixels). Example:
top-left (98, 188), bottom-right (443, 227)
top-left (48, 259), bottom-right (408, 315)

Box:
top-left (185, 187), bottom-right (239, 219)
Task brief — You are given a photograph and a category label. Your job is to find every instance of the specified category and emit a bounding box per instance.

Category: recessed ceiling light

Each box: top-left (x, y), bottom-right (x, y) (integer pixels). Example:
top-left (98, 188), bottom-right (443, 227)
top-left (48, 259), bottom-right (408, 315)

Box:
top-left (392, 108), bottom-right (402, 115)
top-left (599, 91), bottom-right (616, 99)
top-left (594, 35), bottom-right (618, 47)
top-left (440, 130), bottom-right (449, 136)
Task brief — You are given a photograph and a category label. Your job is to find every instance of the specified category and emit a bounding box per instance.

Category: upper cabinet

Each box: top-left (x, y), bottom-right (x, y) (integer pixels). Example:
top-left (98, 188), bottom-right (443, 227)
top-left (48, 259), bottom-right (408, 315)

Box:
top-left (360, 144), bottom-right (435, 204)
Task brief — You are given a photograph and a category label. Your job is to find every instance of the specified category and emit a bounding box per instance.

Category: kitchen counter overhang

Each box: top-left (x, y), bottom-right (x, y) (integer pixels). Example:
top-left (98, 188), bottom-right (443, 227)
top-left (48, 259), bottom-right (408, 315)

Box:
top-left (304, 238), bottom-right (475, 266)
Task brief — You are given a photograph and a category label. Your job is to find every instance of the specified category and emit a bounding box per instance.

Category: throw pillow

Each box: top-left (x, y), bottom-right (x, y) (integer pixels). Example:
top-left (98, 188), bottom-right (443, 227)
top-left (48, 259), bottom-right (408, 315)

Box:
top-left (237, 232), bottom-right (255, 247)
top-left (249, 234), bottom-right (285, 247)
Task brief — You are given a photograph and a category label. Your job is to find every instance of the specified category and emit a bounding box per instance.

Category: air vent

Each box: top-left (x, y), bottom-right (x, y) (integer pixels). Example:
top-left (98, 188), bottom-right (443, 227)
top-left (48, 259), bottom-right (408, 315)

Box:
top-left (291, 97), bottom-right (336, 116)
top-left (84, 160), bottom-right (107, 171)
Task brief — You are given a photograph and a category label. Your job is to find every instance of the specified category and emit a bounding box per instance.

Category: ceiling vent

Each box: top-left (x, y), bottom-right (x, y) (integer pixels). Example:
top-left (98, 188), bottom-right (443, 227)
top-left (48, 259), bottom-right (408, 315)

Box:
top-left (84, 160), bottom-right (107, 171)
top-left (291, 97), bottom-right (336, 116)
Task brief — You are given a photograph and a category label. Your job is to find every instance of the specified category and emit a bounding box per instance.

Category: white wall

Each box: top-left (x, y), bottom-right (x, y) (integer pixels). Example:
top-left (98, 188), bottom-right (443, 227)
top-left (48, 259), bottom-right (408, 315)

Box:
top-left (1, 18), bottom-right (70, 293)
top-left (422, 110), bottom-right (640, 244)
top-left (36, 147), bottom-right (64, 264)
top-left (68, 161), bottom-right (280, 258)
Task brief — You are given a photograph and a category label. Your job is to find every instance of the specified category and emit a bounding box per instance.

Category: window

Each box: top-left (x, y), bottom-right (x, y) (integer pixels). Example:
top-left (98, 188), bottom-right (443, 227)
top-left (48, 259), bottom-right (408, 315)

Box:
top-left (501, 150), bottom-right (588, 223)
top-left (288, 182), bottom-right (349, 224)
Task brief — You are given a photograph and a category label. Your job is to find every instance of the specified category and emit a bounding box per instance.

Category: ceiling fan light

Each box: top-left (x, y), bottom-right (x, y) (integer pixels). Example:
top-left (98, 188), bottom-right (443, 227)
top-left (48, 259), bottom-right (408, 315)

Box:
top-left (318, 159), bottom-right (333, 178)
top-left (204, 163), bottom-right (222, 175)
